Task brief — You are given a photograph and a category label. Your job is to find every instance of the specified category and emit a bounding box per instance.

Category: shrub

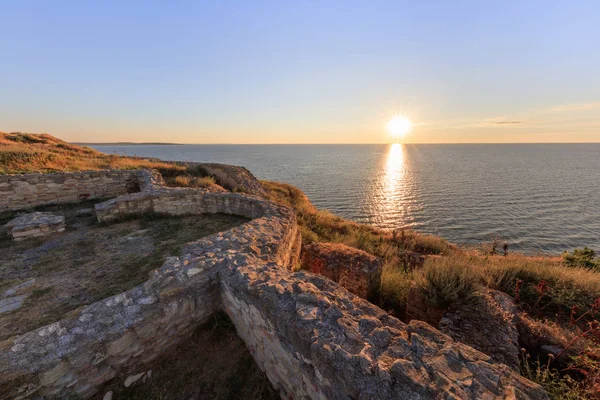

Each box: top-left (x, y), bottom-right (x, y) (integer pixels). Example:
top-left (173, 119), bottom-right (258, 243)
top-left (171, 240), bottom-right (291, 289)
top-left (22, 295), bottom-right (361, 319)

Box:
top-left (416, 257), bottom-right (480, 308)
top-left (520, 355), bottom-right (587, 400)
top-left (379, 261), bottom-right (413, 314)
top-left (163, 175), bottom-right (217, 188)
top-left (563, 247), bottom-right (598, 270)
top-left (481, 255), bottom-right (600, 318)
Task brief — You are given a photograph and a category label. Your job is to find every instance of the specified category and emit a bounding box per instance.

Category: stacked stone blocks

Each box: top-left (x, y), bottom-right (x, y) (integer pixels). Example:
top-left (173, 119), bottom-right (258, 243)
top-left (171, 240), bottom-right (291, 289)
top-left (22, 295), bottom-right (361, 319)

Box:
top-left (5, 212), bottom-right (65, 240)
top-left (0, 169), bottom-right (547, 400)
top-left (0, 170), bottom-right (140, 212)
top-left (301, 242), bottom-right (382, 299)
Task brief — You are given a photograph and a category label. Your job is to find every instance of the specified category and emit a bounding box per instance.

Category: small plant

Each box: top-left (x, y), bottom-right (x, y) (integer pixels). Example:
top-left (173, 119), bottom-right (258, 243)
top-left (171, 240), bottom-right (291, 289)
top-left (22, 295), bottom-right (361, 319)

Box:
top-left (563, 247), bottom-right (599, 270)
top-left (379, 260), bottom-right (413, 315)
top-left (520, 350), bottom-right (587, 399)
top-left (416, 259), bottom-right (480, 309)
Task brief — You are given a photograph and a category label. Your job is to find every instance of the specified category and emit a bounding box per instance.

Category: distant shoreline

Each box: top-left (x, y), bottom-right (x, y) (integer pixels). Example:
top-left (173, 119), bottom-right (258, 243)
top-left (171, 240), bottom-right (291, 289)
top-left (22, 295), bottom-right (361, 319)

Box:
top-left (81, 142), bottom-right (600, 146)
top-left (77, 142), bottom-right (184, 146)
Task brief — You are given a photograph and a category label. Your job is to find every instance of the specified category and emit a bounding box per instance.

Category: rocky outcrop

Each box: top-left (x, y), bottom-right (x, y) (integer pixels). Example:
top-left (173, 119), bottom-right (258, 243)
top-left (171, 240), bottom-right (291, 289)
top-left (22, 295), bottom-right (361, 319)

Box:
top-left (301, 242), bottom-right (382, 299)
top-left (184, 162), bottom-right (268, 198)
top-left (439, 289), bottom-right (521, 371)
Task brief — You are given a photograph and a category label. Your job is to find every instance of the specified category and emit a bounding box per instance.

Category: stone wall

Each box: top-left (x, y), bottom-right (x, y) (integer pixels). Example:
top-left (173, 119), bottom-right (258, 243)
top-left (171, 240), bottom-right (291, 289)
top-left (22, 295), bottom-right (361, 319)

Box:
top-left (0, 177), bottom-right (301, 400)
top-left (0, 169), bottom-right (547, 399)
top-left (301, 242), bottom-right (382, 299)
top-left (221, 264), bottom-right (547, 399)
top-left (0, 170), bottom-right (140, 212)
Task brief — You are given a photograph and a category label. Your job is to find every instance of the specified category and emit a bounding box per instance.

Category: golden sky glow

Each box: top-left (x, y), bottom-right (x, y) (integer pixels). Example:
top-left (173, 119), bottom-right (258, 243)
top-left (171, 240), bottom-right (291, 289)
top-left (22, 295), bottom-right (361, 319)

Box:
top-left (1, 2), bottom-right (599, 144)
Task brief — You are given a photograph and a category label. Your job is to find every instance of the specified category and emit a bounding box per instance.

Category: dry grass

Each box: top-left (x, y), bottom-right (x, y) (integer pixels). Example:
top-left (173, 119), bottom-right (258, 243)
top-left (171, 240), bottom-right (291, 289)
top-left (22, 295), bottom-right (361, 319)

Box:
top-left (0, 132), bottom-right (187, 174)
top-left (418, 253), bottom-right (600, 319)
top-left (379, 260), bottom-right (413, 315)
top-left (415, 258), bottom-right (480, 308)
top-left (165, 175), bottom-right (217, 188)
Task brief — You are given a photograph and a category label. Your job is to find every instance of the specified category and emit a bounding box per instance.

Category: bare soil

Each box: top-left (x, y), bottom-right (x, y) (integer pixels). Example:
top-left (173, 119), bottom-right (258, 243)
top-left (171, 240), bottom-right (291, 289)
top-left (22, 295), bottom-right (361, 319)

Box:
top-left (0, 202), bottom-right (248, 341)
top-left (94, 312), bottom-right (278, 400)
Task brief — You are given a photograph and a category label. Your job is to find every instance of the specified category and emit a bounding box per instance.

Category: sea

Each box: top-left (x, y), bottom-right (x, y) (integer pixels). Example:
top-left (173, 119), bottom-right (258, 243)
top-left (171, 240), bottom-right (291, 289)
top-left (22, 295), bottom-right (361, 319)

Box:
top-left (90, 143), bottom-right (600, 255)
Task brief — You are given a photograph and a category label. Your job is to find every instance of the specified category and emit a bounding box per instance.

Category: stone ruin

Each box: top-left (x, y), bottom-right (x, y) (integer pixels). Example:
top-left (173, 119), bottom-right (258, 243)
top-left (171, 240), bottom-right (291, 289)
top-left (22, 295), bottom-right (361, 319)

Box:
top-left (301, 242), bottom-right (382, 300)
top-left (0, 168), bottom-right (548, 399)
top-left (4, 212), bottom-right (65, 241)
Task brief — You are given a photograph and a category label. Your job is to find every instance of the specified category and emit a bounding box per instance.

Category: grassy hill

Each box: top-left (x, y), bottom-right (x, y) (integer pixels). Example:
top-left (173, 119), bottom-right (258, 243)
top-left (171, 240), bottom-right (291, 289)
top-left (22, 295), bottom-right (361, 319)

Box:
top-left (0, 132), bottom-right (184, 174)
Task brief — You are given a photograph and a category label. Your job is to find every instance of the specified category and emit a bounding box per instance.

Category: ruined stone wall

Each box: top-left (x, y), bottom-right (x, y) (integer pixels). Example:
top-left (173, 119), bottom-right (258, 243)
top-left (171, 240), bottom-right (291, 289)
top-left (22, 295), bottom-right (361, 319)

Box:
top-left (0, 181), bottom-right (301, 400)
top-left (0, 170), bottom-right (140, 212)
top-left (0, 242), bottom-right (223, 399)
top-left (405, 283), bottom-right (446, 328)
top-left (95, 190), bottom-right (267, 223)
top-left (301, 243), bottom-right (382, 299)
top-left (0, 169), bottom-right (547, 400)
top-left (221, 264), bottom-right (547, 399)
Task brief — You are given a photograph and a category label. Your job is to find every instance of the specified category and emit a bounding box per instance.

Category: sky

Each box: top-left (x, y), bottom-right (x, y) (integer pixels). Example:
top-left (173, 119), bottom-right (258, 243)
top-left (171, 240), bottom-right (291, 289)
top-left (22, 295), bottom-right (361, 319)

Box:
top-left (1, 0), bottom-right (599, 144)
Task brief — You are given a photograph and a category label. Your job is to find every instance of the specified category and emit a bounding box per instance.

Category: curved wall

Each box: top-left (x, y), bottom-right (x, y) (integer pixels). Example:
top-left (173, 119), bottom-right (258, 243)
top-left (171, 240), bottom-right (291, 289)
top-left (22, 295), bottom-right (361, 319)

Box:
top-left (0, 170), bottom-right (546, 400)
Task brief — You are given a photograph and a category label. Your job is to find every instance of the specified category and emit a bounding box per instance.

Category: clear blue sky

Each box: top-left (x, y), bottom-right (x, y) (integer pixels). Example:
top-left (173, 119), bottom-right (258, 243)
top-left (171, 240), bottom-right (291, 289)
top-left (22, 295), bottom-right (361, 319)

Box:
top-left (1, 1), bottom-right (599, 143)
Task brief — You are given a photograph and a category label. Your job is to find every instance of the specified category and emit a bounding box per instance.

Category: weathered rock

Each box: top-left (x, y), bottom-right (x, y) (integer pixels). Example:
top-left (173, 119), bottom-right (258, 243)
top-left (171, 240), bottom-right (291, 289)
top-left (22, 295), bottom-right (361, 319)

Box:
top-left (5, 212), bottom-right (65, 240)
top-left (301, 242), bottom-right (382, 299)
top-left (0, 295), bottom-right (27, 314)
top-left (439, 289), bottom-right (521, 371)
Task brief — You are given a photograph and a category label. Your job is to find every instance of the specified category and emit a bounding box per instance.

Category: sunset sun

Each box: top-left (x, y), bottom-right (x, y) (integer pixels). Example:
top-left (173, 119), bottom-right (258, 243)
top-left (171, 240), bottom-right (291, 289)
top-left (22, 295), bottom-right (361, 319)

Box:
top-left (386, 116), bottom-right (411, 139)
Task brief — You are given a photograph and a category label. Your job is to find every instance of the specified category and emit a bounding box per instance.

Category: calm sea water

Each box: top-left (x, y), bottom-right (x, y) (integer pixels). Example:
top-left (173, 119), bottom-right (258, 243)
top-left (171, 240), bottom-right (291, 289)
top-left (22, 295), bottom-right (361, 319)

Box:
top-left (92, 144), bottom-right (600, 254)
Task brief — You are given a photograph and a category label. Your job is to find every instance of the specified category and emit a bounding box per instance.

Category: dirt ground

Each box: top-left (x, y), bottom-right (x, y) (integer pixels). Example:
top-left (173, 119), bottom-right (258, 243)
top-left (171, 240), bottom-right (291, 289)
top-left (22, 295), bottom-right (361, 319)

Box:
top-left (94, 312), bottom-right (278, 400)
top-left (0, 202), bottom-right (247, 340)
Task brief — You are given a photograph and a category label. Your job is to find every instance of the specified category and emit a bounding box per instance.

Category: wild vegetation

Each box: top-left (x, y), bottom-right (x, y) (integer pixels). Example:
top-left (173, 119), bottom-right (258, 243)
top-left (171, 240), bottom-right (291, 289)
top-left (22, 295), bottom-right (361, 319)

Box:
top-left (263, 180), bottom-right (600, 399)
top-left (0, 131), bottom-right (243, 192)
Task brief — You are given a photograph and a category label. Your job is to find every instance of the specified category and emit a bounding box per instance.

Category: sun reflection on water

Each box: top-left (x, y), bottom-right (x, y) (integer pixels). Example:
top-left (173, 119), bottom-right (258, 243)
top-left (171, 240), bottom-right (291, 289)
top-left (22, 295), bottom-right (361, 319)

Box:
top-left (370, 143), bottom-right (411, 228)
top-left (386, 143), bottom-right (405, 174)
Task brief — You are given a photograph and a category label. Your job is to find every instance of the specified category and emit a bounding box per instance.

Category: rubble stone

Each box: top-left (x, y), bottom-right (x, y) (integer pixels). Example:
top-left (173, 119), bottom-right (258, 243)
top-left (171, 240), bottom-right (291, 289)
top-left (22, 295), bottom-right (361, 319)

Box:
top-left (5, 212), bottom-right (65, 241)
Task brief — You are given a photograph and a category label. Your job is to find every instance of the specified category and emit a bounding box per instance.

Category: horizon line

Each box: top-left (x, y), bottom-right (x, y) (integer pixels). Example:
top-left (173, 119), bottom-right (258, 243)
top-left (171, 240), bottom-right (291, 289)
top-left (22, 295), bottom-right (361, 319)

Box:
top-left (78, 141), bottom-right (600, 146)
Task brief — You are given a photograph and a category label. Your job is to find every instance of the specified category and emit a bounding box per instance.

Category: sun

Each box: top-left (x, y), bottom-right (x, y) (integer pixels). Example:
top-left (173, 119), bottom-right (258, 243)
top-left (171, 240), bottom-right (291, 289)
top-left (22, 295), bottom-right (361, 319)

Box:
top-left (386, 116), bottom-right (411, 139)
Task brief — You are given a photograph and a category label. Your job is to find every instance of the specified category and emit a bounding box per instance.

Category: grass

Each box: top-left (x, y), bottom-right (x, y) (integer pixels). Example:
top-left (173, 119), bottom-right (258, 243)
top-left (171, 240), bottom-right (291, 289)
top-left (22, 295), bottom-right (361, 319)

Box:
top-left (96, 312), bottom-right (278, 400)
top-left (0, 132), bottom-right (187, 174)
top-left (262, 180), bottom-right (453, 257)
top-left (520, 355), bottom-right (588, 400)
top-left (415, 258), bottom-right (480, 309)
top-left (262, 179), bottom-right (600, 398)
top-left (378, 261), bottom-right (413, 315)
top-left (262, 180), bottom-right (457, 317)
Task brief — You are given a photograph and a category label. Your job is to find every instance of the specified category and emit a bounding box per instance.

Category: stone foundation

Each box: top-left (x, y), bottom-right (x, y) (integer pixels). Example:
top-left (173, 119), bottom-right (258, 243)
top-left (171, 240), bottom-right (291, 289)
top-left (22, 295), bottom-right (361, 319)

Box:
top-left (0, 169), bottom-right (547, 400)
